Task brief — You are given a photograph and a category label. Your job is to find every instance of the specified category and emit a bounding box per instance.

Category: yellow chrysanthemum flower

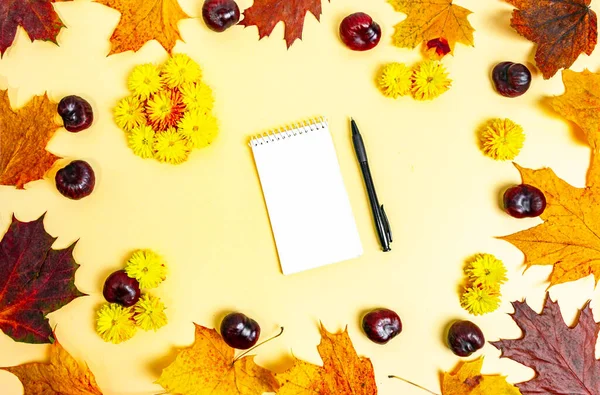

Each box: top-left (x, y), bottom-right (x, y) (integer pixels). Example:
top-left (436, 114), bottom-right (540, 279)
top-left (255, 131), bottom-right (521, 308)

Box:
top-left (128, 63), bottom-right (163, 100)
top-left (177, 110), bottom-right (218, 149)
top-left (466, 253), bottom-right (508, 287)
top-left (96, 303), bottom-right (137, 344)
top-left (114, 96), bottom-right (146, 131)
top-left (128, 125), bottom-right (155, 159)
top-left (180, 82), bottom-right (214, 112)
top-left (162, 54), bottom-right (202, 88)
top-left (134, 294), bottom-right (168, 331)
top-left (153, 128), bottom-right (190, 164)
top-left (377, 62), bottom-right (412, 98)
top-left (125, 249), bottom-right (168, 289)
top-left (411, 60), bottom-right (452, 101)
top-left (479, 118), bottom-right (525, 161)
top-left (461, 285), bottom-right (501, 316)
top-left (146, 90), bottom-right (185, 131)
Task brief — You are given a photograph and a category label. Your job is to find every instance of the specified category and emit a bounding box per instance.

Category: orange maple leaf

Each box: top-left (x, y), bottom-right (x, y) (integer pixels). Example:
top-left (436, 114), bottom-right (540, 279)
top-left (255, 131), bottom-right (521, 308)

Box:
top-left (441, 357), bottom-right (521, 395)
top-left (506, 0), bottom-right (597, 79)
top-left (96, 0), bottom-right (189, 55)
top-left (0, 90), bottom-right (60, 189)
top-left (276, 324), bottom-right (377, 394)
top-left (240, 0), bottom-right (329, 48)
top-left (1, 336), bottom-right (103, 395)
top-left (156, 323), bottom-right (279, 394)
top-left (501, 69), bottom-right (600, 286)
top-left (388, 0), bottom-right (475, 54)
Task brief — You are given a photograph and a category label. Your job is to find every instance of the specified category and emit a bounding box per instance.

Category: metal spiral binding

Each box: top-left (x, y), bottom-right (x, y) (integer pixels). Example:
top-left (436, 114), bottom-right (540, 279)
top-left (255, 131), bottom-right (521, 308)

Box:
top-left (249, 116), bottom-right (328, 147)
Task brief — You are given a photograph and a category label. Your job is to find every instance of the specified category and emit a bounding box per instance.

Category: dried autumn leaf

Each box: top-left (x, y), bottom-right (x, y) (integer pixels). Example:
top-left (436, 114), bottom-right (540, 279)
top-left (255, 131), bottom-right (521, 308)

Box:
top-left (441, 357), bottom-right (521, 395)
top-left (0, 214), bottom-right (85, 343)
top-left (492, 295), bottom-right (600, 394)
top-left (0, 90), bottom-right (60, 189)
top-left (276, 324), bottom-right (377, 394)
top-left (500, 69), bottom-right (600, 286)
top-left (507, 0), bottom-right (597, 79)
top-left (1, 336), bottom-right (103, 395)
top-left (156, 323), bottom-right (278, 394)
top-left (388, 0), bottom-right (475, 54)
top-left (239, 0), bottom-right (329, 48)
top-left (0, 0), bottom-right (72, 56)
top-left (96, 0), bottom-right (189, 55)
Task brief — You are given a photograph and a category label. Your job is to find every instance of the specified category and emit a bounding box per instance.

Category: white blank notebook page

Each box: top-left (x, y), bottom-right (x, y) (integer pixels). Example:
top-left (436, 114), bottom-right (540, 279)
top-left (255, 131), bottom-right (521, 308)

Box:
top-left (251, 120), bottom-right (363, 275)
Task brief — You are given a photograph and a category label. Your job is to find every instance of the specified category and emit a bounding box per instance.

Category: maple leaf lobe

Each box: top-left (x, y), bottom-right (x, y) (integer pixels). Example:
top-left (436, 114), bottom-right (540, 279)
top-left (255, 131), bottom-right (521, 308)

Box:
top-left (96, 0), bottom-right (189, 54)
top-left (0, 0), bottom-right (72, 56)
top-left (0, 90), bottom-right (61, 189)
top-left (240, 0), bottom-right (329, 48)
top-left (0, 214), bottom-right (85, 343)
top-left (507, 0), bottom-right (597, 79)
top-left (492, 296), bottom-right (600, 394)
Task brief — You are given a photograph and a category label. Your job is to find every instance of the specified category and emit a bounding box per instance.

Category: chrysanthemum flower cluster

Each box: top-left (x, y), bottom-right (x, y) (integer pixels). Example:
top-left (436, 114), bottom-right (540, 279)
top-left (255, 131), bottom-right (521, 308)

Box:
top-left (114, 53), bottom-right (218, 164)
top-left (377, 60), bottom-right (452, 101)
top-left (96, 249), bottom-right (168, 344)
top-left (460, 254), bottom-right (508, 316)
top-left (479, 118), bottom-right (525, 161)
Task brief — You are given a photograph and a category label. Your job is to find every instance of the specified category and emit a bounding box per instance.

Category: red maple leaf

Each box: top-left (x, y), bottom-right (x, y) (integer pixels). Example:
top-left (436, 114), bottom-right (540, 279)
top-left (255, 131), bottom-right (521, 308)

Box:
top-left (492, 295), bottom-right (600, 394)
top-left (0, 0), bottom-right (71, 56)
top-left (0, 214), bottom-right (86, 343)
top-left (239, 0), bottom-right (329, 48)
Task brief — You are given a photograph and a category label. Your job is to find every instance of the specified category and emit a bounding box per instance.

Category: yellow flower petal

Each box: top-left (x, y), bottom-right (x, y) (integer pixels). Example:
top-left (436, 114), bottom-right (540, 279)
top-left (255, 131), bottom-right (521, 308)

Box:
top-left (461, 286), bottom-right (501, 316)
top-left (96, 303), bottom-right (137, 344)
top-left (177, 110), bottom-right (218, 149)
top-left (162, 54), bottom-right (202, 88)
top-left (128, 125), bottom-right (155, 159)
top-left (153, 128), bottom-right (190, 165)
top-left (180, 82), bottom-right (214, 112)
top-left (134, 294), bottom-right (168, 331)
top-left (378, 62), bottom-right (412, 98)
top-left (125, 249), bottom-right (168, 289)
top-left (479, 118), bottom-right (525, 161)
top-left (128, 63), bottom-right (163, 100)
top-left (411, 60), bottom-right (452, 101)
top-left (114, 96), bottom-right (146, 131)
top-left (466, 253), bottom-right (508, 287)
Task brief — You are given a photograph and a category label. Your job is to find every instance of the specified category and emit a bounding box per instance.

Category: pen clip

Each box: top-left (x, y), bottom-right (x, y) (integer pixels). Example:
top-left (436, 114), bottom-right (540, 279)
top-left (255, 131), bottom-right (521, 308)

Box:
top-left (380, 205), bottom-right (392, 243)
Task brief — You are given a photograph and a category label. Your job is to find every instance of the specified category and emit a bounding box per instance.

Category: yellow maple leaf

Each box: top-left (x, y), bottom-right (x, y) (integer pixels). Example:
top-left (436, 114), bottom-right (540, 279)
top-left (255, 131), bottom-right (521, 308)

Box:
top-left (388, 0), bottom-right (475, 53)
top-left (0, 90), bottom-right (60, 189)
top-left (96, 0), bottom-right (189, 55)
top-left (156, 323), bottom-right (278, 395)
top-left (1, 337), bottom-right (103, 395)
top-left (500, 69), bottom-right (600, 286)
top-left (276, 324), bottom-right (377, 394)
top-left (442, 357), bottom-right (521, 395)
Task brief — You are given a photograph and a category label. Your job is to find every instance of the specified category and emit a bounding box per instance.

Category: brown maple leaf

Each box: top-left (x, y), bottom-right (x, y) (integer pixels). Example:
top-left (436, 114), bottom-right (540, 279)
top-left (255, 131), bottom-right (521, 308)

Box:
top-left (0, 214), bottom-right (86, 343)
top-left (239, 0), bottom-right (329, 48)
top-left (388, 0), bottom-right (475, 54)
top-left (96, 0), bottom-right (189, 55)
top-left (276, 324), bottom-right (377, 394)
top-left (507, 0), bottom-right (597, 79)
top-left (1, 336), bottom-right (103, 395)
top-left (492, 295), bottom-right (600, 394)
top-left (500, 69), bottom-right (600, 286)
top-left (156, 323), bottom-right (278, 394)
top-left (0, 90), bottom-right (60, 189)
top-left (0, 0), bottom-right (72, 56)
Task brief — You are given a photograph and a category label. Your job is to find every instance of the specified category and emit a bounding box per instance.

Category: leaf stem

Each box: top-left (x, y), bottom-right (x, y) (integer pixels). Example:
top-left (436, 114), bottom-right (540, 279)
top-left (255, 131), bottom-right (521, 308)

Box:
top-left (388, 375), bottom-right (440, 395)
top-left (232, 326), bottom-right (284, 365)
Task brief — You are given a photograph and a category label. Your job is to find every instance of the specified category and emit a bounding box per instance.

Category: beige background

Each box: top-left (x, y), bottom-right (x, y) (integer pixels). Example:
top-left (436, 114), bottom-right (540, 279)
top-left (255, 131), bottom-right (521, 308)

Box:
top-left (1, 0), bottom-right (600, 394)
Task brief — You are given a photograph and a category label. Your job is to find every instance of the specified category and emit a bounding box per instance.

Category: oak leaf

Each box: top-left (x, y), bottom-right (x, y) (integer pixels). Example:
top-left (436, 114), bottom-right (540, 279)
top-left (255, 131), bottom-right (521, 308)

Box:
top-left (506, 0), bottom-right (597, 79)
top-left (0, 0), bottom-right (71, 56)
top-left (500, 69), bottom-right (600, 286)
top-left (0, 214), bottom-right (85, 343)
top-left (492, 295), bottom-right (600, 394)
top-left (95, 0), bottom-right (189, 55)
top-left (1, 336), bottom-right (103, 394)
top-left (388, 0), bottom-right (475, 54)
top-left (239, 0), bottom-right (329, 48)
top-left (275, 324), bottom-right (377, 394)
top-left (0, 90), bottom-right (60, 189)
top-left (441, 357), bottom-right (521, 395)
top-left (156, 323), bottom-right (278, 394)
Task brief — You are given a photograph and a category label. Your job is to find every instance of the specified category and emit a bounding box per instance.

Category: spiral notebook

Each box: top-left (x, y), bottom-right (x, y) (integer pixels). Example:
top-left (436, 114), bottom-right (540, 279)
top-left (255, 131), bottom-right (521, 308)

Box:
top-left (250, 117), bottom-right (363, 275)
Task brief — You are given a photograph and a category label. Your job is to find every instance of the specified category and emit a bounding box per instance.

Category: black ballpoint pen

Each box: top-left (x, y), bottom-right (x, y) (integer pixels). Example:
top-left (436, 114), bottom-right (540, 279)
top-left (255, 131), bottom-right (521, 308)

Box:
top-left (351, 118), bottom-right (392, 252)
